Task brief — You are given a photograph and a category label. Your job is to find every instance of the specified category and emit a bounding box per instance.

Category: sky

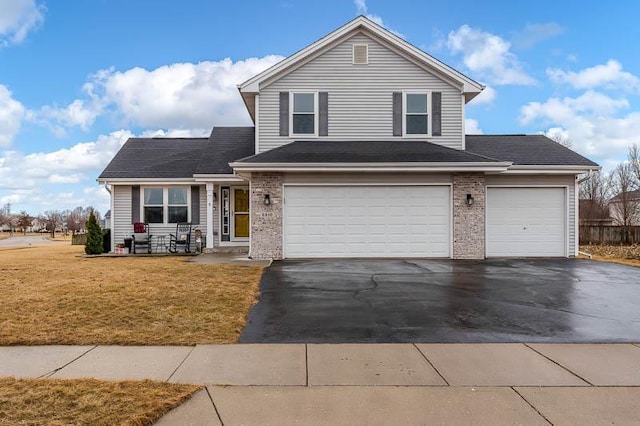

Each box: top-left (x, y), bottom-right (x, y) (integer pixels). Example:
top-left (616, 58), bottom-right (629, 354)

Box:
top-left (1, 0), bottom-right (639, 215)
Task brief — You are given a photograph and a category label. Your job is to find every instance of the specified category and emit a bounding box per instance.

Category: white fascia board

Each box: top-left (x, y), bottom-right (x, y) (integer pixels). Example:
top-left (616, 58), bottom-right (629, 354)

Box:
top-left (238, 16), bottom-right (483, 96)
top-left (96, 178), bottom-right (196, 185)
top-left (193, 174), bottom-right (246, 182)
top-left (504, 165), bottom-right (602, 174)
top-left (230, 161), bottom-right (511, 173)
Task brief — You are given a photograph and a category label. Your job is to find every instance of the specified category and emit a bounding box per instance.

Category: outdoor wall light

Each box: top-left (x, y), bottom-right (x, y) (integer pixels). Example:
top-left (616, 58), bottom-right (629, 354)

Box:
top-left (466, 194), bottom-right (474, 206)
top-left (264, 194), bottom-right (271, 206)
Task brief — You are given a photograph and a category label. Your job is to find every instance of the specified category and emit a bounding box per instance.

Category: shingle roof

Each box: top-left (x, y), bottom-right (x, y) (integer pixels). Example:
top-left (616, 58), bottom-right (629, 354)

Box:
top-left (236, 140), bottom-right (501, 163)
top-left (98, 127), bottom-right (255, 179)
top-left (98, 138), bottom-right (209, 179)
top-left (465, 134), bottom-right (599, 167)
top-left (195, 127), bottom-right (255, 174)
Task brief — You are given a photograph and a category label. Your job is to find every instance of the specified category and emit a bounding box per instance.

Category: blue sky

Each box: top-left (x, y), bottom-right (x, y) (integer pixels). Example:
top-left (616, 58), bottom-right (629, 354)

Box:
top-left (1, 0), bottom-right (639, 215)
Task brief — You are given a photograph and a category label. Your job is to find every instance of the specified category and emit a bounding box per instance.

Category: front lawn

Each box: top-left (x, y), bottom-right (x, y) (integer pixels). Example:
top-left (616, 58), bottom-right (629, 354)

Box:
top-left (0, 244), bottom-right (263, 345)
top-left (0, 377), bottom-right (200, 425)
top-left (580, 244), bottom-right (640, 268)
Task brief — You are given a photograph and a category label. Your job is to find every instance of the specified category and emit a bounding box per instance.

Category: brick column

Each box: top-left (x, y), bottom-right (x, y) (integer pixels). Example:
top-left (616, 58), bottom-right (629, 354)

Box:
top-left (249, 172), bottom-right (283, 260)
top-left (452, 173), bottom-right (486, 259)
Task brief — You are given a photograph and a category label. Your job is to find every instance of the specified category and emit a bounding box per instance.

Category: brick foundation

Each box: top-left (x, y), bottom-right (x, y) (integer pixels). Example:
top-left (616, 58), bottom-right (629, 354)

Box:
top-left (249, 172), bottom-right (283, 260)
top-left (452, 173), bottom-right (485, 259)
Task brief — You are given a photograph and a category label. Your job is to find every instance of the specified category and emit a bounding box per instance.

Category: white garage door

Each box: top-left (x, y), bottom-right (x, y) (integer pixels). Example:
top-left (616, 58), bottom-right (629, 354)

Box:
top-left (486, 187), bottom-right (566, 257)
top-left (284, 185), bottom-right (450, 258)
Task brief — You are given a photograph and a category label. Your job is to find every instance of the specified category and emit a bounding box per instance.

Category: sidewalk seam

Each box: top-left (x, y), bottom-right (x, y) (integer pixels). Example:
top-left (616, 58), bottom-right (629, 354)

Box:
top-left (412, 344), bottom-right (450, 386)
top-left (41, 345), bottom-right (98, 378)
top-left (205, 386), bottom-right (224, 425)
top-left (166, 345), bottom-right (197, 382)
top-left (305, 344), bottom-right (309, 387)
top-left (511, 387), bottom-right (552, 425)
top-left (523, 343), bottom-right (594, 386)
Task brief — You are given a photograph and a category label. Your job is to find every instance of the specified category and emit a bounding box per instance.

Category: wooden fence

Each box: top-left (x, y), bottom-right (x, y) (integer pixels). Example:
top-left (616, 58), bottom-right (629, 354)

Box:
top-left (579, 226), bottom-right (640, 245)
top-left (71, 233), bottom-right (87, 245)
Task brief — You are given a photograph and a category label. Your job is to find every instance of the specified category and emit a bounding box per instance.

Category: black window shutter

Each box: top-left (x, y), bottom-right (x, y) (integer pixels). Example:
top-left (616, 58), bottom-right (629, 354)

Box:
top-left (392, 92), bottom-right (402, 136)
top-left (191, 186), bottom-right (200, 225)
top-left (279, 92), bottom-right (289, 136)
top-left (319, 92), bottom-right (329, 136)
top-left (432, 92), bottom-right (442, 136)
top-left (131, 185), bottom-right (140, 224)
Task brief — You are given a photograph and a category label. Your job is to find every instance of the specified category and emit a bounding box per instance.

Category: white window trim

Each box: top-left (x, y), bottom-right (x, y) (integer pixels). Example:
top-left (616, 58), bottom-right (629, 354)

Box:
top-left (141, 186), bottom-right (191, 225)
top-left (402, 91), bottom-right (432, 138)
top-left (352, 43), bottom-right (369, 65)
top-left (289, 91), bottom-right (319, 138)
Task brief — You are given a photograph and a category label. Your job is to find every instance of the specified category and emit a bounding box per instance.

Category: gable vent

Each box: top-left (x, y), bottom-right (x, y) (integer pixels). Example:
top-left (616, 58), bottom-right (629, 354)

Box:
top-left (353, 44), bottom-right (368, 65)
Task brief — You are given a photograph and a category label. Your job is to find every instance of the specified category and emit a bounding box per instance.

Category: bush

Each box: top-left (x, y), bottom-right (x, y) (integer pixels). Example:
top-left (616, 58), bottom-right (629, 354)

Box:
top-left (84, 211), bottom-right (103, 255)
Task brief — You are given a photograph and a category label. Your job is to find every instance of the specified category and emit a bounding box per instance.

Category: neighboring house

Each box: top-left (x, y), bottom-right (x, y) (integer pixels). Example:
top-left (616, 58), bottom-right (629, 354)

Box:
top-left (98, 16), bottom-right (599, 259)
top-left (608, 190), bottom-right (640, 226)
top-left (100, 210), bottom-right (111, 229)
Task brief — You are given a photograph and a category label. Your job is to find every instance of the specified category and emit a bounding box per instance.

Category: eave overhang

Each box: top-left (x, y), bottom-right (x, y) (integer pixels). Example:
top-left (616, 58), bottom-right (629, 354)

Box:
top-left (229, 161), bottom-right (512, 173)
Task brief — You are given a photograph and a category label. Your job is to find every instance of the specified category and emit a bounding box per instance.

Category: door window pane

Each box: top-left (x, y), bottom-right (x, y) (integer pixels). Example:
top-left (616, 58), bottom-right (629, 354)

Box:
top-left (144, 188), bottom-right (163, 205)
top-left (234, 189), bottom-right (249, 212)
top-left (234, 214), bottom-right (250, 238)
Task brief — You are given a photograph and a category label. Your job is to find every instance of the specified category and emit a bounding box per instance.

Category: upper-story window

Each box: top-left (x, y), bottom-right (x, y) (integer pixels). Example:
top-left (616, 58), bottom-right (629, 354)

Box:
top-left (404, 92), bottom-right (431, 137)
top-left (143, 187), bottom-right (189, 224)
top-left (290, 92), bottom-right (317, 136)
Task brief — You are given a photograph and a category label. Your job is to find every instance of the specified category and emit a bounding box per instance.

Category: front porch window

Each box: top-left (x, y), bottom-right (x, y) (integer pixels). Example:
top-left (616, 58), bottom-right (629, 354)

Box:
top-left (143, 187), bottom-right (189, 224)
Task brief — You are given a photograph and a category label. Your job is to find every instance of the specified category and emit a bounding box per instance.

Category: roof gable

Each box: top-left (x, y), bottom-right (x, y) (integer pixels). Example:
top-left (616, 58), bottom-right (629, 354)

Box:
top-left (238, 16), bottom-right (483, 100)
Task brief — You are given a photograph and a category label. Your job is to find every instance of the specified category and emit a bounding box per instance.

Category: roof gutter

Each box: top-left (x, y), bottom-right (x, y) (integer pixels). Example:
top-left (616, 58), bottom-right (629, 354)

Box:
top-left (229, 161), bottom-right (512, 173)
top-left (504, 165), bottom-right (602, 175)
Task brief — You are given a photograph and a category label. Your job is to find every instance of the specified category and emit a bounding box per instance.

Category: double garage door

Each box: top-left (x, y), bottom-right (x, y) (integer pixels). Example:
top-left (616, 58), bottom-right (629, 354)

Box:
top-left (283, 185), bottom-right (567, 258)
top-left (284, 185), bottom-right (450, 258)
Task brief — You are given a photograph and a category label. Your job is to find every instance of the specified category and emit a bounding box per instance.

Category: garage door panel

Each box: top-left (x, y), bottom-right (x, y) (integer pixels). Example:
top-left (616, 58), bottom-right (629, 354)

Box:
top-left (487, 187), bottom-right (566, 257)
top-left (284, 185), bottom-right (450, 258)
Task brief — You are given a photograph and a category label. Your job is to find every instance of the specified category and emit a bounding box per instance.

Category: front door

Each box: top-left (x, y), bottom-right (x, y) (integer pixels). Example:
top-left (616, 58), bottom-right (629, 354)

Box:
top-left (231, 187), bottom-right (250, 241)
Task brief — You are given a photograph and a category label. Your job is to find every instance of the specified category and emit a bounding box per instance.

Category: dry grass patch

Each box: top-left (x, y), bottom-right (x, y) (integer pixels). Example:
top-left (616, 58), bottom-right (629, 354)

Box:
top-left (0, 377), bottom-right (200, 425)
top-left (580, 244), bottom-right (640, 268)
top-left (0, 244), bottom-right (263, 345)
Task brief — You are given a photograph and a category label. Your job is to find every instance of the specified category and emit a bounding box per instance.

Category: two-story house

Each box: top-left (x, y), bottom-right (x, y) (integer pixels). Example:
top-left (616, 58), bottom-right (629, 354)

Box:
top-left (98, 16), bottom-right (599, 259)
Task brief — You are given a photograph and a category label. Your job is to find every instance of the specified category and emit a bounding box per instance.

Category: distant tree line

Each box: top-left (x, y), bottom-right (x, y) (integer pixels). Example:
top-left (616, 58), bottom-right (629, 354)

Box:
top-left (0, 205), bottom-right (101, 238)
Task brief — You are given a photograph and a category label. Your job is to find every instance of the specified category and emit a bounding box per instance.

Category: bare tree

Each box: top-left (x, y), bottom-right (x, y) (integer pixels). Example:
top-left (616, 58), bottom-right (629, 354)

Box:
top-left (44, 210), bottom-right (63, 238)
top-left (609, 163), bottom-right (640, 242)
top-left (16, 211), bottom-right (33, 235)
top-left (629, 143), bottom-right (640, 184)
top-left (548, 133), bottom-right (573, 149)
top-left (579, 170), bottom-right (612, 224)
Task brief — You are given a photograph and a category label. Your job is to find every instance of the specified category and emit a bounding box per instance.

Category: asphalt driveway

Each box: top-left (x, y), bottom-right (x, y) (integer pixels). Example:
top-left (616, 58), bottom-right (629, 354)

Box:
top-left (240, 258), bottom-right (640, 343)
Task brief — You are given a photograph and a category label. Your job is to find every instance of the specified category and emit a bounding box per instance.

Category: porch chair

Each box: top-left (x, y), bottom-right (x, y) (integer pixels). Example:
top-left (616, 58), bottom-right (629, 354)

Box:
top-left (131, 222), bottom-right (152, 254)
top-left (168, 222), bottom-right (192, 253)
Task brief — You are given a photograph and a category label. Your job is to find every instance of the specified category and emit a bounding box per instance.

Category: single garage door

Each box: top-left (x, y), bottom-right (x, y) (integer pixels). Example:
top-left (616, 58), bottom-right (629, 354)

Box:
top-left (486, 187), bottom-right (566, 257)
top-left (284, 185), bottom-right (450, 258)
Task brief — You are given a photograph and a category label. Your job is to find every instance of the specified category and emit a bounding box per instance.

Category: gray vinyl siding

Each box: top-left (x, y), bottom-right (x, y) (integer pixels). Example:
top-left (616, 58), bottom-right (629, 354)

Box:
top-left (258, 33), bottom-right (463, 152)
top-left (484, 175), bottom-right (577, 257)
top-left (111, 184), bottom-right (211, 252)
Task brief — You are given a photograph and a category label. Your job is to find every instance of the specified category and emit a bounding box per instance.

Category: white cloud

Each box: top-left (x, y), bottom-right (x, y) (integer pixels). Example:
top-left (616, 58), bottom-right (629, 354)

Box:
top-left (519, 91), bottom-right (640, 158)
top-left (465, 118), bottom-right (483, 134)
top-left (0, 0), bottom-right (44, 46)
top-left (36, 99), bottom-right (103, 134)
top-left (0, 130), bottom-right (133, 191)
top-left (447, 25), bottom-right (536, 86)
top-left (353, 0), bottom-right (404, 38)
top-left (0, 85), bottom-right (25, 147)
top-left (512, 23), bottom-right (564, 49)
top-left (140, 128), bottom-right (209, 138)
top-left (468, 85), bottom-right (496, 106)
top-left (546, 60), bottom-right (640, 93)
top-left (86, 56), bottom-right (283, 130)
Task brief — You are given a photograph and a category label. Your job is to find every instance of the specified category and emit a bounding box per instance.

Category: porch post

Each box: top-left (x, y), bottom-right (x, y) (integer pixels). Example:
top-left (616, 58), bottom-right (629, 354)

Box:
top-left (206, 182), bottom-right (214, 250)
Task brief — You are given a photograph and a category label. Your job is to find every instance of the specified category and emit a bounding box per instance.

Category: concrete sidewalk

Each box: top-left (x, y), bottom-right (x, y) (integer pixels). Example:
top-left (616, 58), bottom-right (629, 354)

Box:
top-left (1, 343), bottom-right (639, 424)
